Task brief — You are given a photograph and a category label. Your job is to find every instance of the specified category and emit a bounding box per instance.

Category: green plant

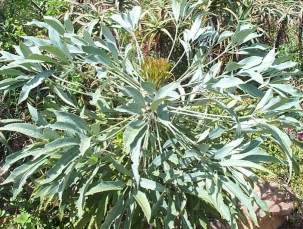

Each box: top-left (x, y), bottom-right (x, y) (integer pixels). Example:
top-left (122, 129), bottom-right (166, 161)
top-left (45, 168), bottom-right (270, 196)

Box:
top-left (0, 2), bottom-right (302, 228)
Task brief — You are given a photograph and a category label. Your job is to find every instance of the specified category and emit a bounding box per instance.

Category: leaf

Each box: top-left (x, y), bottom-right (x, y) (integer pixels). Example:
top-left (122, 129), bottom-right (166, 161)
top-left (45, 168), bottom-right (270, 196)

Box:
top-left (271, 84), bottom-right (302, 97)
top-left (124, 120), bottom-right (147, 184)
top-left (44, 16), bottom-right (65, 34)
top-left (271, 61), bottom-right (297, 71)
top-left (134, 191), bottom-right (151, 222)
top-left (0, 123), bottom-right (44, 139)
top-left (19, 42), bottom-right (32, 57)
top-left (40, 45), bottom-right (70, 63)
top-left (79, 136), bottom-right (91, 156)
top-left (4, 156), bottom-right (48, 199)
top-left (259, 123), bottom-right (297, 179)
top-left (18, 70), bottom-right (54, 104)
top-left (171, 0), bottom-right (187, 22)
top-left (238, 70), bottom-right (264, 84)
top-left (214, 138), bottom-right (244, 159)
top-left (129, 6), bottom-right (141, 28)
top-left (111, 6), bottom-right (141, 32)
top-left (54, 111), bottom-right (88, 134)
top-left (42, 148), bottom-right (79, 184)
top-left (222, 180), bottom-right (259, 226)
top-left (256, 49), bottom-right (276, 72)
top-left (27, 103), bottom-right (47, 126)
top-left (53, 86), bottom-right (77, 108)
top-left (64, 14), bottom-right (74, 33)
top-left (255, 89), bottom-right (273, 111)
top-left (101, 198), bottom-right (124, 229)
top-left (86, 181), bottom-right (125, 196)
top-left (197, 129), bottom-right (210, 143)
top-left (220, 159), bottom-right (270, 173)
top-left (76, 167), bottom-right (99, 217)
top-left (213, 77), bottom-right (244, 89)
top-left (218, 31), bottom-right (234, 43)
top-left (232, 25), bottom-right (258, 45)
top-left (152, 82), bottom-right (180, 111)
top-left (140, 178), bottom-right (165, 192)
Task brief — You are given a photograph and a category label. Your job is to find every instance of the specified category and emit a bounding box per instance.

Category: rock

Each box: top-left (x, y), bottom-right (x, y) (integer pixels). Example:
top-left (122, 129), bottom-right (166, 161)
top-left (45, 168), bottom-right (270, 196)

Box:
top-left (239, 182), bottom-right (296, 229)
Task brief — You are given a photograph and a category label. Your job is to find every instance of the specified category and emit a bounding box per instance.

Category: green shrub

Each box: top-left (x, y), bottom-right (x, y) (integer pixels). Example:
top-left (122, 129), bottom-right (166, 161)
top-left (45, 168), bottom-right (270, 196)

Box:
top-left (0, 1), bottom-right (302, 228)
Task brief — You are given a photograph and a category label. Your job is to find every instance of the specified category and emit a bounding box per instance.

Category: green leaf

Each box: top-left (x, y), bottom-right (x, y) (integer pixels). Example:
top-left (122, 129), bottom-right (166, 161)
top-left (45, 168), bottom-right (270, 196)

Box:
top-left (54, 111), bottom-right (88, 134)
top-left (86, 181), bottom-right (125, 196)
top-left (219, 159), bottom-right (270, 173)
top-left (27, 103), bottom-right (47, 126)
top-left (111, 6), bottom-right (141, 32)
top-left (0, 123), bottom-right (44, 139)
top-left (152, 82), bottom-right (179, 111)
top-left (124, 120), bottom-right (147, 184)
top-left (40, 45), bottom-right (70, 63)
top-left (53, 86), bottom-right (77, 108)
top-left (44, 16), bottom-right (65, 35)
top-left (79, 136), bottom-right (91, 156)
top-left (140, 178), bottom-right (165, 192)
top-left (101, 197), bottom-right (124, 229)
top-left (256, 48), bottom-right (276, 72)
top-left (255, 89), bottom-right (273, 111)
top-left (64, 14), bottom-right (74, 33)
top-left (2, 137), bottom-right (79, 173)
top-left (171, 0), bottom-right (187, 22)
top-left (18, 70), bottom-right (54, 104)
top-left (259, 123), bottom-right (297, 179)
top-left (42, 148), bottom-right (79, 184)
top-left (134, 191), bottom-right (151, 223)
top-left (213, 77), bottom-right (244, 89)
top-left (5, 156), bottom-right (48, 199)
top-left (76, 167), bottom-right (99, 217)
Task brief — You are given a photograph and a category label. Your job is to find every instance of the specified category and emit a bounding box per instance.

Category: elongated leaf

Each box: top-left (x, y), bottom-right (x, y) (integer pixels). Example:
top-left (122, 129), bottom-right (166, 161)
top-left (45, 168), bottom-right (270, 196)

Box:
top-left (101, 197), bottom-right (124, 229)
top-left (86, 181), bottom-right (125, 196)
top-left (213, 77), bottom-right (244, 89)
top-left (27, 103), bottom-right (47, 126)
top-left (134, 191), bottom-right (151, 222)
top-left (255, 89), bottom-right (273, 111)
top-left (40, 45), bottom-right (70, 63)
top-left (76, 167), bottom-right (99, 217)
top-left (0, 123), bottom-right (43, 139)
top-left (140, 178), bottom-right (165, 192)
top-left (18, 70), bottom-right (54, 104)
top-left (53, 86), bottom-right (77, 108)
top-left (44, 16), bottom-right (65, 34)
top-left (124, 120), bottom-right (147, 184)
top-left (2, 137), bottom-right (79, 172)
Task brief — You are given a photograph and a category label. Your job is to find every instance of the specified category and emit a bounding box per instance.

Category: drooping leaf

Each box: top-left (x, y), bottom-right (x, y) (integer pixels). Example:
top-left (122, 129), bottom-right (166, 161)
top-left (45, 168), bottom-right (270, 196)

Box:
top-left (134, 191), bottom-right (152, 223)
top-left (18, 70), bottom-right (54, 104)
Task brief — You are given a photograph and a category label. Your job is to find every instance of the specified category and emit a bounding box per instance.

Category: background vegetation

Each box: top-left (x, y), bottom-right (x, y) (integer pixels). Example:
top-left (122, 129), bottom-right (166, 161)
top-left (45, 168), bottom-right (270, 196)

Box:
top-left (0, 0), bottom-right (302, 228)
